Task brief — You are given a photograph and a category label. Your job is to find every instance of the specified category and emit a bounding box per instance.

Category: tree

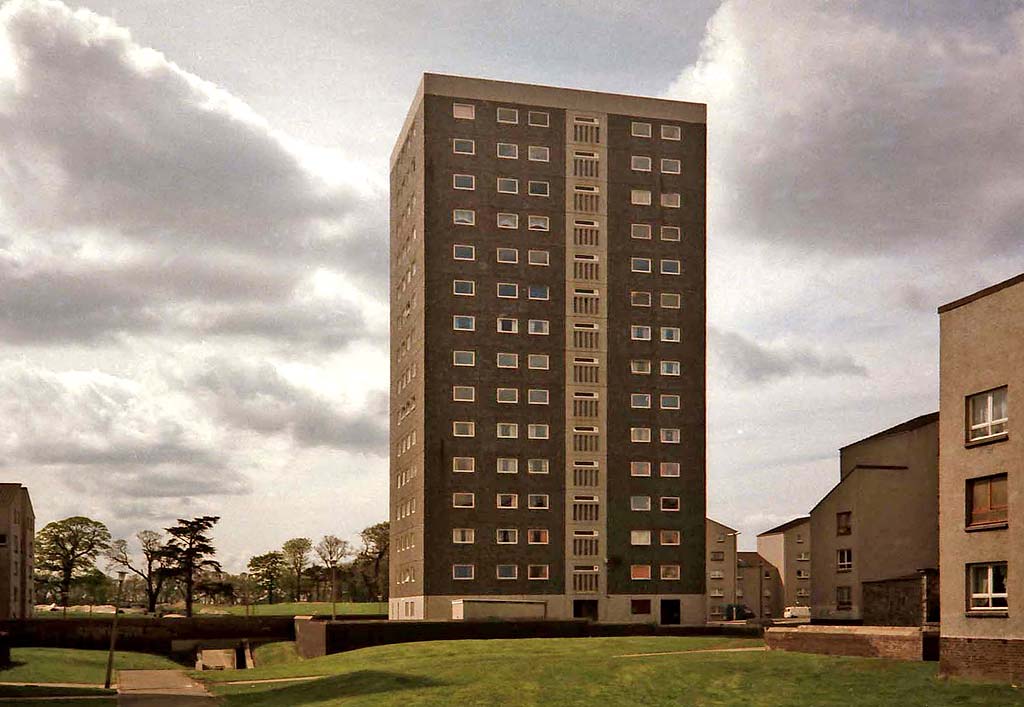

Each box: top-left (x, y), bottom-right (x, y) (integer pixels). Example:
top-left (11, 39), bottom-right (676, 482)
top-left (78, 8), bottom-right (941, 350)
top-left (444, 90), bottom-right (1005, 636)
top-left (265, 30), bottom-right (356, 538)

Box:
top-left (160, 516), bottom-right (221, 618)
top-left (315, 535), bottom-right (350, 619)
top-left (281, 538), bottom-right (312, 602)
top-left (247, 552), bottom-right (284, 604)
top-left (359, 522), bottom-right (389, 601)
top-left (36, 517), bottom-right (112, 610)
top-left (106, 530), bottom-right (169, 613)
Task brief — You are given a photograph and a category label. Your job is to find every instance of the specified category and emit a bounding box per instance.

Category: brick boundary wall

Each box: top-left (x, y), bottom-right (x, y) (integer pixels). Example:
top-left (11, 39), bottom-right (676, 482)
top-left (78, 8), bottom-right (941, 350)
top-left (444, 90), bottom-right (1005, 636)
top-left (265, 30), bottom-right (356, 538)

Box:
top-left (765, 626), bottom-right (928, 661)
top-left (940, 637), bottom-right (1024, 684)
top-left (294, 618), bottom-right (761, 658)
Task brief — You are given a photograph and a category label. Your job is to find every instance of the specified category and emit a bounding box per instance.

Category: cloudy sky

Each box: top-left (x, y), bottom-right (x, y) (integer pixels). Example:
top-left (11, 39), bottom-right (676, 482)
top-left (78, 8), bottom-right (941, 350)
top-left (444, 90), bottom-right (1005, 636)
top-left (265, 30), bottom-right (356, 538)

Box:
top-left (1, 0), bottom-right (1022, 568)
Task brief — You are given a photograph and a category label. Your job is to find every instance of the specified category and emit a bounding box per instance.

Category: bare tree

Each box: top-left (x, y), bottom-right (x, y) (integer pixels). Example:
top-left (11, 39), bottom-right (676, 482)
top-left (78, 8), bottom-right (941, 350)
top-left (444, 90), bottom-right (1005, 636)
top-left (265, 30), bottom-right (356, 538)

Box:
top-left (107, 530), bottom-right (169, 614)
top-left (315, 535), bottom-right (350, 619)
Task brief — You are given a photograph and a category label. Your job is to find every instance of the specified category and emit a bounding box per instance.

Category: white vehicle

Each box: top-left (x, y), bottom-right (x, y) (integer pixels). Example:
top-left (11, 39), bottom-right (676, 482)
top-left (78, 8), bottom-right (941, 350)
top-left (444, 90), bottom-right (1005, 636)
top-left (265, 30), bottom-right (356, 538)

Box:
top-left (783, 606), bottom-right (811, 619)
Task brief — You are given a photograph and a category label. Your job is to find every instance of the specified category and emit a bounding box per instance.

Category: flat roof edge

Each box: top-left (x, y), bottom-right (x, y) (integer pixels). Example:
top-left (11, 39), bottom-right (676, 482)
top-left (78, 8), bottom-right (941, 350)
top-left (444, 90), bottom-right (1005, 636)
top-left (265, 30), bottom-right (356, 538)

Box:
top-left (938, 273), bottom-right (1024, 314)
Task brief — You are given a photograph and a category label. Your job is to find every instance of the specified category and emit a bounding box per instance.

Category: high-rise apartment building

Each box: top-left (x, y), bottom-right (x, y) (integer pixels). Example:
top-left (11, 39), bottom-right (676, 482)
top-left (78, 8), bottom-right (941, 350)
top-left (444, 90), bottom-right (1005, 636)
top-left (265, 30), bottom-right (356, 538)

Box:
top-left (389, 74), bottom-right (706, 623)
top-left (0, 484), bottom-right (34, 619)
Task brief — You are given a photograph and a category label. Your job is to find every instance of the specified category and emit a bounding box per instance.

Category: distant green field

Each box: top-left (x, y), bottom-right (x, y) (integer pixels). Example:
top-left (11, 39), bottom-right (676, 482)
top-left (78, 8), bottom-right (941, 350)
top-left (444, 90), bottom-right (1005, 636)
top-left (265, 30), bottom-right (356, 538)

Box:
top-left (201, 602), bottom-right (387, 617)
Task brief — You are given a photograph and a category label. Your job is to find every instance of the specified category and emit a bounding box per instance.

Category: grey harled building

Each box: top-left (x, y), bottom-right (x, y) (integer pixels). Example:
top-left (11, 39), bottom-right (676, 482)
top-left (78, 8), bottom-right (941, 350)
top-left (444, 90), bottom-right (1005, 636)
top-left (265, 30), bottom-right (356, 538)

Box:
top-left (389, 74), bottom-right (707, 623)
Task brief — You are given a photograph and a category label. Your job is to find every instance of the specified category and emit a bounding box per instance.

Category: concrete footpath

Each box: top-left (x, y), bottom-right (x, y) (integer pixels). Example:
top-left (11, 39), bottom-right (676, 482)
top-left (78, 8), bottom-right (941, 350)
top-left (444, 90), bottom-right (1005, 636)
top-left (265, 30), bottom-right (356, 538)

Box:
top-left (117, 670), bottom-right (215, 706)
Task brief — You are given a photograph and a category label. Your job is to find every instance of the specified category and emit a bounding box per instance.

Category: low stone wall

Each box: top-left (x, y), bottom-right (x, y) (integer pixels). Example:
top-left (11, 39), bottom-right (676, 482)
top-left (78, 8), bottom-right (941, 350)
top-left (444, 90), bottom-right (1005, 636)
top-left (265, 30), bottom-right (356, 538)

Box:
top-left (940, 636), bottom-right (1024, 684)
top-left (765, 625), bottom-right (929, 661)
top-left (294, 618), bottom-right (761, 658)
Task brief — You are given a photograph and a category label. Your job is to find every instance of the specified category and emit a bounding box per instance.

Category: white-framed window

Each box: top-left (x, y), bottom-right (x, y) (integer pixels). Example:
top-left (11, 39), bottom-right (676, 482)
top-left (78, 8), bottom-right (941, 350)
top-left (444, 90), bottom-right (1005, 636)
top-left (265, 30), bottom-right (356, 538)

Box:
top-left (528, 215), bottom-right (550, 231)
top-left (528, 423), bottom-right (549, 439)
top-left (497, 493), bottom-right (519, 509)
top-left (631, 121), bottom-right (652, 138)
top-left (497, 317), bottom-right (519, 334)
top-left (527, 354), bottom-right (549, 370)
top-left (661, 158), bottom-right (681, 174)
top-left (497, 177), bottom-right (519, 194)
top-left (497, 142), bottom-right (519, 159)
top-left (528, 250), bottom-right (550, 266)
top-left (528, 181), bottom-right (550, 197)
top-left (497, 423), bottom-right (519, 439)
top-left (661, 360), bottom-right (681, 376)
top-left (661, 428), bottom-right (681, 444)
top-left (452, 421), bottom-right (475, 437)
top-left (452, 528), bottom-right (475, 544)
top-left (452, 456), bottom-right (475, 473)
top-left (528, 146), bottom-right (550, 162)
top-left (497, 457), bottom-right (519, 474)
top-left (631, 291), bottom-right (652, 307)
top-left (969, 562), bottom-right (1008, 610)
top-left (497, 282), bottom-right (519, 299)
top-left (528, 458), bottom-right (550, 474)
top-left (631, 155), bottom-right (652, 171)
top-left (631, 223), bottom-right (652, 239)
top-left (528, 111), bottom-right (549, 127)
top-left (661, 327), bottom-right (681, 342)
top-left (496, 107), bottom-right (519, 124)
top-left (453, 280), bottom-right (475, 296)
top-left (452, 315), bottom-right (475, 331)
top-left (661, 292), bottom-right (681, 308)
top-left (453, 350), bottom-right (476, 367)
top-left (528, 493), bottom-right (549, 509)
top-left (631, 393), bottom-right (652, 409)
top-left (631, 257), bottom-right (652, 273)
top-left (453, 244), bottom-right (475, 260)
top-left (496, 247), bottom-right (519, 263)
top-left (496, 528), bottom-right (519, 544)
top-left (631, 189), bottom-right (652, 205)
top-left (528, 285), bottom-right (549, 301)
top-left (453, 174), bottom-right (475, 190)
top-left (630, 461), bottom-right (652, 477)
top-left (631, 359), bottom-right (652, 374)
top-left (661, 193), bottom-right (681, 208)
top-left (631, 564), bottom-right (652, 580)
top-left (630, 495), bottom-right (651, 511)
top-left (661, 225), bottom-right (681, 241)
top-left (496, 564), bottom-right (518, 580)
top-left (528, 319), bottom-right (550, 335)
top-left (837, 548), bottom-right (853, 572)
top-left (968, 387), bottom-right (1008, 442)
top-left (661, 259), bottom-right (681, 275)
top-left (528, 564), bottom-right (550, 580)
top-left (660, 462), bottom-right (680, 477)
top-left (453, 138), bottom-right (475, 155)
top-left (453, 209), bottom-right (476, 225)
top-left (496, 388), bottom-right (519, 404)
top-left (452, 492), bottom-right (475, 508)
top-left (661, 124), bottom-right (681, 140)
top-left (661, 564), bottom-right (681, 580)
top-left (661, 394), bottom-right (681, 410)
top-left (497, 212), bottom-right (519, 229)
top-left (452, 385), bottom-right (475, 402)
top-left (453, 103), bottom-right (475, 120)
top-left (527, 529), bottom-right (549, 545)
top-left (797, 569), bottom-right (811, 579)
top-left (631, 325), bottom-right (652, 341)
top-left (496, 352), bottom-right (519, 368)
top-left (452, 564), bottom-right (474, 580)
top-left (527, 389), bottom-right (549, 405)
top-left (660, 529), bottom-right (681, 545)
top-left (631, 530), bottom-right (652, 546)
top-left (660, 496), bottom-right (680, 511)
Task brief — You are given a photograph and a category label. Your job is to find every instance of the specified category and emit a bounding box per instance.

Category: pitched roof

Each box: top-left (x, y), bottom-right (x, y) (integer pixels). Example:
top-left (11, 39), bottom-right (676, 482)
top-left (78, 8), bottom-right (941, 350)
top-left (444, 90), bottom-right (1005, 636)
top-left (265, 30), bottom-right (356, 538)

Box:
top-left (706, 517), bottom-right (737, 533)
top-left (938, 272), bottom-right (1024, 314)
top-left (756, 516), bottom-right (810, 537)
top-left (839, 411), bottom-right (939, 450)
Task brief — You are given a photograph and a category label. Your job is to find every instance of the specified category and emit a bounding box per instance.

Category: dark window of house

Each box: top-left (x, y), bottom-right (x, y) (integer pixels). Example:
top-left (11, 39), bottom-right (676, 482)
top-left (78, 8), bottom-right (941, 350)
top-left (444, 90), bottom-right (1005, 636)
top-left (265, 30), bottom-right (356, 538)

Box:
top-left (836, 511), bottom-right (852, 535)
top-left (631, 599), bottom-right (652, 615)
top-left (836, 586), bottom-right (852, 609)
top-left (968, 474), bottom-right (1008, 526)
top-left (710, 551), bottom-right (725, 561)
top-left (0, 534), bottom-right (7, 546)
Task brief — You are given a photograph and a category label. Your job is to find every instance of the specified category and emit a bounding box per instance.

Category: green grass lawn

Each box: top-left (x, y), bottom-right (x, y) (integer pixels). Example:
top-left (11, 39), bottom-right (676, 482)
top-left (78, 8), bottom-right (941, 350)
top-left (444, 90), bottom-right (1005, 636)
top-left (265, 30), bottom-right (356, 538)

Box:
top-left (253, 641), bottom-right (302, 667)
top-left (203, 601), bottom-right (387, 617)
top-left (0, 647), bottom-right (181, 685)
top-left (195, 636), bottom-right (1024, 706)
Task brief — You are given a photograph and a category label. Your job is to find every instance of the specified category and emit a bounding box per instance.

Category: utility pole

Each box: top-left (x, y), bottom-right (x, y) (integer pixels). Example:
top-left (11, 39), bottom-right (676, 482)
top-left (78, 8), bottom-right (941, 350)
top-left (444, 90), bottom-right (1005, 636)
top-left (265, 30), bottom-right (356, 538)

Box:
top-left (104, 571), bottom-right (127, 690)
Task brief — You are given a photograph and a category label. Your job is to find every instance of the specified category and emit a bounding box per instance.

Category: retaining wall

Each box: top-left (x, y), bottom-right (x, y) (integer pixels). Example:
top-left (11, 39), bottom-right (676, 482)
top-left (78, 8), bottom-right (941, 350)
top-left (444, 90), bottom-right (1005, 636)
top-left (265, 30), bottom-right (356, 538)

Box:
top-left (765, 625), bottom-right (932, 661)
top-left (940, 636), bottom-right (1024, 684)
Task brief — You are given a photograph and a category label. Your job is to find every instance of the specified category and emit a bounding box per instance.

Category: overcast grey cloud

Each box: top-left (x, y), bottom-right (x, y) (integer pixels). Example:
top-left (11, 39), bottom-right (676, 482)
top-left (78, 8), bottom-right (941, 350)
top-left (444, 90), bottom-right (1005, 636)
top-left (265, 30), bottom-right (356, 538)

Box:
top-left (710, 327), bottom-right (867, 384)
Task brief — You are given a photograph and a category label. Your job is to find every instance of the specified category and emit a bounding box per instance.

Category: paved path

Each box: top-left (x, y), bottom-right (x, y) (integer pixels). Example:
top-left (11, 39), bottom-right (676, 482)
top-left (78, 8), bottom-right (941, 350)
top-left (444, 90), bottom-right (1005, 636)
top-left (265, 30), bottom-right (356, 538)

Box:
top-left (0, 681), bottom-right (107, 688)
top-left (615, 646), bottom-right (769, 658)
top-left (116, 670), bottom-right (214, 706)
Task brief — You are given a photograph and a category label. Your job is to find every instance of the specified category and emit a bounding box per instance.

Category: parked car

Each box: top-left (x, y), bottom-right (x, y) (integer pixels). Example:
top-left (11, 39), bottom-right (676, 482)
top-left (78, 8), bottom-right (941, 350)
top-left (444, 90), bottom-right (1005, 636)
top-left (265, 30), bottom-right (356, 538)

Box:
top-left (783, 606), bottom-right (811, 619)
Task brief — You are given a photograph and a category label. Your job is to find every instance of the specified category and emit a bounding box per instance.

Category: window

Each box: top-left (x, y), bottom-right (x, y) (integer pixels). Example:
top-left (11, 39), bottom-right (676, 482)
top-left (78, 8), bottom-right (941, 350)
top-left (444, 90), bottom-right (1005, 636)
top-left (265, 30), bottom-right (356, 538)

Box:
top-left (710, 551), bottom-right (725, 562)
top-left (661, 158), bottom-right (681, 174)
top-left (452, 528), bottom-right (475, 544)
top-left (631, 257), bottom-right (652, 273)
top-left (836, 586), bottom-right (852, 609)
top-left (496, 564), bottom-right (518, 580)
top-left (837, 548), bottom-right (853, 572)
top-left (529, 285), bottom-right (550, 300)
top-left (631, 599), bottom-right (652, 615)
top-left (528, 250), bottom-right (550, 266)
top-left (661, 564), bottom-right (681, 580)
top-left (496, 247), bottom-right (519, 263)
top-left (631, 223), bottom-right (652, 239)
top-left (496, 528), bottom-right (519, 544)
top-left (528, 458), bottom-right (550, 474)
top-left (453, 174), bottom-right (475, 190)
top-left (452, 386), bottom-right (475, 402)
top-left (631, 564), bottom-right (652, 580)
top-left (496, 352), bottom-right (519, 368)
top-left (527, 354), bottom-right (549, 370)
top-left (630, 461), bottom-right (652, 477)
top-left (631, 359), bottom-right (652, 374)
top-left (497, 317), bottom-right (518, 333)
top-left (521, 529), bottom-right (548, 546)
top-left (969, 562), bottom-right (1008, 610)
top-left (630, 530), bottom-right (652, 546)
top-left (797, 569), bottom-right (811, 579)
top-left (968, 387), bottom-right (1008, 442)
top-left (497, 493), bottom-right (519, 509)
top-left (661, 124), bottom-right (682, 140)
top-left (496, 107), bottom-right (519, 124)
top-left (528, 146), bottom-right (550, 162)
top-left (453, 315), bottom-right (476, 332)
top-left (631, 121), bottom-right (652, 138)
top-left (528, 215), bottom-right (550, 231)
top-left (836, 511), bottom-right (852, 535)
top-left (632, 326), bottom-right (652, 341)
top-left (660, 428), bottom-right (681, 444)
top-left (661, 225), bottom-right (681, 241)
top-left (497, 177), bottom-right (519, 194)
top-left (452, 421), bottom-right (475, 437)
top-left (453, 138), bottom-right (475, 155)
top-left (631, 427), bottom-right (652, 443)
top-left (528, 111), bottom-right (549, 127)
top-left (660, 529), bottom-right (681, 545)
top-left (630, 495), bottom-right (651, 511)
top-left (528, 564), bottom-right (549, 580)
top-left (453, 280), bottom-right (475, 296)
top-left (453, 209), bottom-right (476, 225)
top-left (661, 327), bottom-right (681, 342)
top-left (631, 291), bottom-right (652, 307)
top-left (631, 393), bottom-right (652, 409)
top-left (453, 103), bottom-right (475, 119)
top-left (660, 496), bottom-right (680, 511)
top-left (660, 394), bottom-right (680, 409)
top-left (631, 189), bottom-right (652, 205)
top-left (528, 494), bottom-right (549, 509)
top-left (497, 282), bottom-right (519, 298)
top-left (452, 457), bottom-right (475, 473)
top-left (453, 564), bottom-right (475, 580)
top-left (660, 462), bottom-right (680, 478)
top-left (497, 142), bottom-right (519, 159)
top-left (497, 457), bottom-right (519, 474)
top-left (453, 244), bottom-right (475, 260)
top-left (631, 155), bottom-right (652, 171)
top-left (452, 492), bottom-right (475, 508)
top-left (528, 181), bottom-right (550, 197)
top-left (661, 292), bottom-right (681, 308)
top-left (498, 213), bottom-right (521, 231)
top-left (453, 350), bottom-right (476, 366)
top-left (660, 193), bottom-right (681, 208)
top-left (661, 360), bottom-right (681, 376)
top-left (528, 319), bottom-right (550, 335)
top-left (968, 474), bottom-right (1009, 526)
top-left (528, 424), bottom-right (549, 439)
top-left (496, 388), bottom-right (519, 404)
top-left (497, 423), bottom-right (519, 439)
top-left (661, 259), bottom-right (681, 275)
top-left (528, 389), bottom-right (549, 405)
